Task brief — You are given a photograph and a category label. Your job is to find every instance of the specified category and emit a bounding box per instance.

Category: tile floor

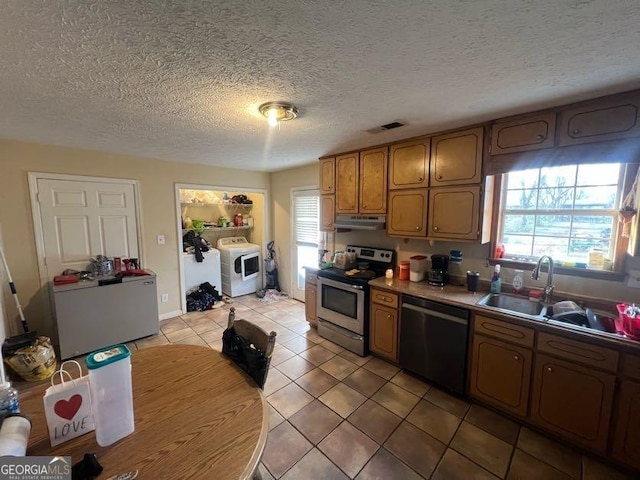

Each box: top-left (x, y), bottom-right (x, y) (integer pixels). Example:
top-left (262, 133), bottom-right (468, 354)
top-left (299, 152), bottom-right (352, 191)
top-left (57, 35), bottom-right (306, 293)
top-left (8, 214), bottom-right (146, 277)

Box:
top-left (140, 294), bottom-right (633, 480)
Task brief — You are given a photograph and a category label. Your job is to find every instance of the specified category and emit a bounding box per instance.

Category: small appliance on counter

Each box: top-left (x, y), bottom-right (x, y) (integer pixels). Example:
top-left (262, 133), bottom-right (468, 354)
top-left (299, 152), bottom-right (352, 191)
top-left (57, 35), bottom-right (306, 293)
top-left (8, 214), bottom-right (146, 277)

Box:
top-left (428, 254), bottom-right (449, 286)
top-left (409, 255), bottom-right (427, 282)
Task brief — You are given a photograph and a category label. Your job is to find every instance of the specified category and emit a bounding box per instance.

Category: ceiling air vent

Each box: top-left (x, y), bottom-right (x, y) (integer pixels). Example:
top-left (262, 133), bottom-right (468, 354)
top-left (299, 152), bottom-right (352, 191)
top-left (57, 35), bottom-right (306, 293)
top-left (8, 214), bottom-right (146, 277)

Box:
top-left (365, 121), bottom-right (405, 134)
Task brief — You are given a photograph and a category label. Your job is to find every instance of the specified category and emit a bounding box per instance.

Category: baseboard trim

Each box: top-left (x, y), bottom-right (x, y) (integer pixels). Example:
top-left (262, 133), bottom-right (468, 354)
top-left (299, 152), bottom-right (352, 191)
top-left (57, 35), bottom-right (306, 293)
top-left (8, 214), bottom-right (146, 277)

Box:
top-left (159, 310), bottom-right (183, 321)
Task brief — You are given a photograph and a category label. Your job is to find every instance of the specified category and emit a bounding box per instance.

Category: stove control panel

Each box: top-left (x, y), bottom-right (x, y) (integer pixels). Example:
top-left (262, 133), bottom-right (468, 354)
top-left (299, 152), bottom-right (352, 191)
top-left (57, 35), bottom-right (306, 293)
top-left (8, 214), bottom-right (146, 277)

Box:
top-left (345, 245), bottom-right (394, 264)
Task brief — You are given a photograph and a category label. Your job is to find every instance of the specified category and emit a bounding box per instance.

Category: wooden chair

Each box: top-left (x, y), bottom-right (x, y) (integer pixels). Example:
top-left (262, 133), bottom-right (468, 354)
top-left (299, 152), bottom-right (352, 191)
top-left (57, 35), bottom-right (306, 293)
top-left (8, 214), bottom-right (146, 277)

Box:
top-left (224, 307), bottom-right (277, 389)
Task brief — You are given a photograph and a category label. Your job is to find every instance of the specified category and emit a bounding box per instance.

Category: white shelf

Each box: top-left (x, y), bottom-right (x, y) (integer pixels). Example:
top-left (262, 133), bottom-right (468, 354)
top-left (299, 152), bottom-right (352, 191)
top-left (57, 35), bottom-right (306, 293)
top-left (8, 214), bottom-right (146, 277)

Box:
top-left (181, 202), bottom-right (253, 208)
top-left (182, 226), bottom-right (252, 232)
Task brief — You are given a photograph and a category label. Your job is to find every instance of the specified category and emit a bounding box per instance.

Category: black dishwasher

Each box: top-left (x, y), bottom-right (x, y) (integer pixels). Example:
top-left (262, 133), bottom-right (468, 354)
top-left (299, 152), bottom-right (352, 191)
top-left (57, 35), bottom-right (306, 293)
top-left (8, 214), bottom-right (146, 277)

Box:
top-left (399, 295), bottom-right (470, 394)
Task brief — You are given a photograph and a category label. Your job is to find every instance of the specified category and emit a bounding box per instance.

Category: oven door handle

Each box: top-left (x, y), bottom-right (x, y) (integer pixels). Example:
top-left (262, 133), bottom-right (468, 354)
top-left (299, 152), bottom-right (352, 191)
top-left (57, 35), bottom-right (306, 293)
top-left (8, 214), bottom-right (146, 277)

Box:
top-left (317, 276), bottom-right (364, 290)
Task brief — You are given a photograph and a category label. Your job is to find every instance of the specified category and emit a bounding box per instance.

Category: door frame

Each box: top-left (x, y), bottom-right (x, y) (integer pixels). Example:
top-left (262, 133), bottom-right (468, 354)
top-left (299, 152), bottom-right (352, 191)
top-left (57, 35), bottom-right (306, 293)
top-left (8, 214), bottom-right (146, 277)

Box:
top-left (175, 183), bottom-right (269, 314)
top-left (28, 172), bottom-right (144, 289)
top-left (290, 186), bottom-right (319, 301)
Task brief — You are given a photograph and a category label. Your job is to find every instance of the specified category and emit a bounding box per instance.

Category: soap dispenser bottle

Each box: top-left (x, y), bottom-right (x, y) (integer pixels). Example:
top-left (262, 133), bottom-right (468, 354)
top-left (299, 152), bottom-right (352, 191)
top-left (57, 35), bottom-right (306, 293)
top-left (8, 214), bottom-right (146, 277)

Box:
top-left (490, 265), bottom-right (502, 293)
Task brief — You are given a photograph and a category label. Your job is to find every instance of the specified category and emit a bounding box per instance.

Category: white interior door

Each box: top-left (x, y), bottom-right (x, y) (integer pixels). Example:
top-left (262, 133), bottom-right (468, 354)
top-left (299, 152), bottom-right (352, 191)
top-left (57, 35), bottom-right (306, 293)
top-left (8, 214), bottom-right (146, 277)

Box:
top-left (34, 177), bottom-right (139, 280)
top-left (291, 189), bottom-right (319, 301)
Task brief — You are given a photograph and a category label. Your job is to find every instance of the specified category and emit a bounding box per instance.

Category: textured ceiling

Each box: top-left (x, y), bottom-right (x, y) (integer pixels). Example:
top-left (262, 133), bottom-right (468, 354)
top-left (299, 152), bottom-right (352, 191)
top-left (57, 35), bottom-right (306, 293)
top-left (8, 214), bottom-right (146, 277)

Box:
top-left (2, 1), bottom-right (640, 172)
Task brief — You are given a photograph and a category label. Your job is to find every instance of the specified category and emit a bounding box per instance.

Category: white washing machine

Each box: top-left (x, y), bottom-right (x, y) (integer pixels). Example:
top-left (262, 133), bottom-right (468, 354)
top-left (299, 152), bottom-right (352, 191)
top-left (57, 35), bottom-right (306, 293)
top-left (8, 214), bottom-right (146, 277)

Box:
top-left (217, 237), bottom-right (262, 297)
top-left (183, 248), bottom-right (222, 295)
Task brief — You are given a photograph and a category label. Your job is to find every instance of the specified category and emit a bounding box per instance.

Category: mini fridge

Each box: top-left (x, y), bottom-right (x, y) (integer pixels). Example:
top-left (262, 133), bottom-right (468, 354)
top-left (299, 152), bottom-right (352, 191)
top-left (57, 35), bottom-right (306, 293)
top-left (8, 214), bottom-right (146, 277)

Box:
top-left (53, 271), bottom-right (159, 359)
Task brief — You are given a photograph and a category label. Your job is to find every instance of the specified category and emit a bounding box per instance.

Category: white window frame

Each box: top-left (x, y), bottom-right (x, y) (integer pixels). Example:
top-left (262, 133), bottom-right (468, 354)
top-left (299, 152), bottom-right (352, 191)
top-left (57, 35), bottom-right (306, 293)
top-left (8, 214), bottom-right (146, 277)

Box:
top-left (497, 163), bottom-right (624, 268)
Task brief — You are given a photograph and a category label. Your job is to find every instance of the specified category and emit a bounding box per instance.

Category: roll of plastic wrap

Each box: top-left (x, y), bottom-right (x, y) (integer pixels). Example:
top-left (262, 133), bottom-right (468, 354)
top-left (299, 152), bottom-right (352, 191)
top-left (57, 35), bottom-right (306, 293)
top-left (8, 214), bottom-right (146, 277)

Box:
top-left (0, 414), bottom-right (31, 456)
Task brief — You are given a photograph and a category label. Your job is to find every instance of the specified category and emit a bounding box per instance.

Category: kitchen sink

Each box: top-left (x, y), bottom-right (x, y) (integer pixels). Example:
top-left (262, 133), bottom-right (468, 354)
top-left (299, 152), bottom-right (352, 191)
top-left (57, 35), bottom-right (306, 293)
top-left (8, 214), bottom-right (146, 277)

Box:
top-left (476, 293), bottom-right (548, 318)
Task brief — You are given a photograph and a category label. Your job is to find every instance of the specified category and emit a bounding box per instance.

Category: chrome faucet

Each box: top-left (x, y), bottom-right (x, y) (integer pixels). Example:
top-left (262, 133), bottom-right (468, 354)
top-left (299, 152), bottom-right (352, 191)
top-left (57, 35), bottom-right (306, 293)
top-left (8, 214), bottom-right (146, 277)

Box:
top-left (532, 255), bottom-right (554, 303)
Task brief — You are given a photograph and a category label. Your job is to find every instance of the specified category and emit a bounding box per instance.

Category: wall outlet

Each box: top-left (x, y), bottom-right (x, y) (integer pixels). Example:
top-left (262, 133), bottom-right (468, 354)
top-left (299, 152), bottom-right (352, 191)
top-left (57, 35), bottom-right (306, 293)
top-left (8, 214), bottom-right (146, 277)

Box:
top-left (161, 293), bottom-right (169, 303)
top-left (627, 270), bottom-right (640, 289)
top-left (157, 234), bottom-right (165, 245)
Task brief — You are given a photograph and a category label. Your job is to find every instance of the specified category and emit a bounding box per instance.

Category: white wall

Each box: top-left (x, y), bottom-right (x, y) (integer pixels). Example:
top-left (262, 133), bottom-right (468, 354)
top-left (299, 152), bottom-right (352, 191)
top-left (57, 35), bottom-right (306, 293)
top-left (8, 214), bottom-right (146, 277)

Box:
top-left (0, 139), bottom-right (271, 338)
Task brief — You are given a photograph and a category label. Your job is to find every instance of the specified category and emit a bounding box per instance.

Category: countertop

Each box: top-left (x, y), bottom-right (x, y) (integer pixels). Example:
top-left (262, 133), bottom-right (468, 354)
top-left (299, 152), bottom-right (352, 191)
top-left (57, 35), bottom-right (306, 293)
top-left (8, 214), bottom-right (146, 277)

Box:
top-left (52, 269), bottom-right (156, 292)
top-left (369, 277), bottom-right (640, 354)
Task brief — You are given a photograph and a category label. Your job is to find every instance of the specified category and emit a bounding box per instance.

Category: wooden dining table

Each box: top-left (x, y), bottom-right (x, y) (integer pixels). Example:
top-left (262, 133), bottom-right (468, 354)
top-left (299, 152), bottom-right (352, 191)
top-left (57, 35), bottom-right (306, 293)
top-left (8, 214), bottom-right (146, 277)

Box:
top-left (19, 344), bottom-right (268, 479)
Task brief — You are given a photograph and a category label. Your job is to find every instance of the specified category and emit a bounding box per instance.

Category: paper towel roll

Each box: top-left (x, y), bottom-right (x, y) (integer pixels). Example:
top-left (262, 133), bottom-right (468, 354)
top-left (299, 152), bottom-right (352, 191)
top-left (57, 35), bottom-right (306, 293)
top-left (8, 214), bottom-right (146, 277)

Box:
top-left (0, 414), bottom-right (31, 456)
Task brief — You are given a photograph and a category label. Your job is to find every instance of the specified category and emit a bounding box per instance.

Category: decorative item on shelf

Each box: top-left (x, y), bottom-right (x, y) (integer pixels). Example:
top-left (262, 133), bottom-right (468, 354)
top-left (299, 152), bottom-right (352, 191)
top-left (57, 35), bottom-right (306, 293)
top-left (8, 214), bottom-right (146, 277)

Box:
top-left (191, 219), bottom-right (205, 233)
top-left (618, 206), bottom-right (637, 238)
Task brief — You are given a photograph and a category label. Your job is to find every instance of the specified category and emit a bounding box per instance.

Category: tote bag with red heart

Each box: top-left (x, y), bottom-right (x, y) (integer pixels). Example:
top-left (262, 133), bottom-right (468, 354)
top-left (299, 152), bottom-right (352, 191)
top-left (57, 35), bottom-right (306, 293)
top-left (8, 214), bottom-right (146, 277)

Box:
top-left (43, 360), bottom-right (95, 446)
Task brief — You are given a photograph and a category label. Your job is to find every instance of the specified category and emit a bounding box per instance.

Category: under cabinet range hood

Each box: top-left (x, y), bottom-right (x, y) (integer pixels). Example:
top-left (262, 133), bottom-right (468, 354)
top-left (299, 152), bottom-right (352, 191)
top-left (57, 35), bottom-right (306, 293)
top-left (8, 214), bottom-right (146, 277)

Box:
top-left (334, 215), bottom-right (386, 230)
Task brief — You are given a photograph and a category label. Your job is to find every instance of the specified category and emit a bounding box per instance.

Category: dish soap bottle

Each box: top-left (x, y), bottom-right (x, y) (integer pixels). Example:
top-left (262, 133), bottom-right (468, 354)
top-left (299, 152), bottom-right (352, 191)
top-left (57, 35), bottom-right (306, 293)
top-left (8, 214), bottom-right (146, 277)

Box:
top-left (490, 265), bottom-right (502, 293)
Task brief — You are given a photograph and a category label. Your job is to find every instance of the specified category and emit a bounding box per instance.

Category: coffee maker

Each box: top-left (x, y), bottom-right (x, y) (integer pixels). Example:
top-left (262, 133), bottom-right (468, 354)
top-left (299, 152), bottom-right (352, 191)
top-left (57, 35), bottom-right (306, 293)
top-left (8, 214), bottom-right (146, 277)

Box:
top-left (428, 254), bottom-right (449, 286)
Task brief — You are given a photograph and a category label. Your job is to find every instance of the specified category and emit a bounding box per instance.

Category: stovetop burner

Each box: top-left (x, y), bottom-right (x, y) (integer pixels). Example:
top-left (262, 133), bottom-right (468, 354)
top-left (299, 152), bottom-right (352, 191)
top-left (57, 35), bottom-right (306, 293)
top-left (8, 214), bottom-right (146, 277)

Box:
top-left (317, 245), bottom-right (394, 286)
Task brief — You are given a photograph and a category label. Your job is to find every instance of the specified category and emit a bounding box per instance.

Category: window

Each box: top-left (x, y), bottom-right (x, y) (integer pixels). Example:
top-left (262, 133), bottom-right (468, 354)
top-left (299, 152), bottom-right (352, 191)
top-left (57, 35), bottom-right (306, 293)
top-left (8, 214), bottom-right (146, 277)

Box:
top-left (292, 189), bottom-right (320, 301)
top-left (498, 163), bottom-right (623, 267)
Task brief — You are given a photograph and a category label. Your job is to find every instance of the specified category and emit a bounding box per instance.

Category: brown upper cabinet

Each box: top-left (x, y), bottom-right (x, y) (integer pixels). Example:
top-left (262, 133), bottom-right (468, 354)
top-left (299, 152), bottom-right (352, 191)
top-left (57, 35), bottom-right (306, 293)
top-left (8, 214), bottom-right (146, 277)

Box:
top-left (335, 152), bottom-right (359, 213)
top-left (558, 91), bottom-right (640, 146)
top-left (431, 127), bottom-right (483, 186)
top-left (491, 112), bottom-right (556, 155)
top-left (389, 139), bottom-right (430, 190)
top-left (319, 157), bottom-right (335, 194)
top-left (387, 188), bottom-right (428, 237)
top-left (428, 186), bottom-right (482, 240)
top-left (320, 195), bottom-right (335, 232)
top-left (335, 148), bottom-right (388, 214)
top-left (359, 147), bottom-right (388, 214)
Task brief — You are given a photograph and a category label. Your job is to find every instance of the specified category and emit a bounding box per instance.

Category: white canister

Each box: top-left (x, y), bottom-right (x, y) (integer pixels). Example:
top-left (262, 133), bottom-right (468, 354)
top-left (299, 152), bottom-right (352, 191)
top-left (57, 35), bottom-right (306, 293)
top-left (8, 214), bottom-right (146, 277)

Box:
top-left (86, 344), bottom-right (134, 446)
top-left (409, 255), bottom-right (428, 282)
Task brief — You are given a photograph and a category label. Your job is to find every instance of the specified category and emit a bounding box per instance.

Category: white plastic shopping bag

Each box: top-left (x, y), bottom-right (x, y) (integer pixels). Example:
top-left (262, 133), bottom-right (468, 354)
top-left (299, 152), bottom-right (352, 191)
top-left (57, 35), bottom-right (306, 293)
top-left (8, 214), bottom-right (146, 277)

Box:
top-left (43, 360), bottom-right (95, 446)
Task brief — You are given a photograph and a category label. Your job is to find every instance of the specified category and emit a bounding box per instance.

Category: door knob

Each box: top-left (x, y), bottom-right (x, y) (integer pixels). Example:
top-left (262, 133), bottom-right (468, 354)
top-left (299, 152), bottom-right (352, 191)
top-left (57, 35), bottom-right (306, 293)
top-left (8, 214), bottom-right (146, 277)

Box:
top-left (433, 226), bottom-right (439, 231)
top-left (418, 177), bottom-right (423, 182)
top-left (547, 366), bottom-right (553, 372)
top-left (535, 134), bottom-right (544, 140)
top-left (415, 226), bottom-right (420, 230)
top-left (572, 128), bottom-right (580, 135)
top-left (436, 175), bottom-right (442, 180)
top-left (514, 355), bottom-right (519, 361)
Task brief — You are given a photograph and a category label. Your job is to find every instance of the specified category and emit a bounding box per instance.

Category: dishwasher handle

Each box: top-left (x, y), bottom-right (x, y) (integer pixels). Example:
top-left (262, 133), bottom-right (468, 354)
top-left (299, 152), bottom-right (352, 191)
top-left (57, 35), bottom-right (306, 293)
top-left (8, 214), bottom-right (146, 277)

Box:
top-left (401, 303), bottom-right (469, 327)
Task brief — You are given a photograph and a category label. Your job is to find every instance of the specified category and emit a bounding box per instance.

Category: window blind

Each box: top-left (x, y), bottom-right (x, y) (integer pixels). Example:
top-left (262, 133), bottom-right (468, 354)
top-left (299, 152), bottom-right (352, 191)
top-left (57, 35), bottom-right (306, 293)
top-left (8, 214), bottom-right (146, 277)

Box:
top-left (294, 192), bottom-right (319, 247)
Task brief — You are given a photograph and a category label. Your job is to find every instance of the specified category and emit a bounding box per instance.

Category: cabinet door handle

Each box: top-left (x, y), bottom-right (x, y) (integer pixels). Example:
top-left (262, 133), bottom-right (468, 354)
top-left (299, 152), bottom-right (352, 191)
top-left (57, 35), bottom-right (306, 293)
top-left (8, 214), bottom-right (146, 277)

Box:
top-left (535, 134), bottom-right (544, 140)
top-left (363, 204), bottom-right (367, 208)
top-left (572, 128), bottom-right (580, 135)
top-left (418, 177), bottom-right (423, 182)
top-left (387, 314), bottom-right (391, 319)
top-left (514, 355), bottom-right (519, 361)
top-left (547, 366), bottom-right (553, 372)
top-left (436, 175), bottom-right (442, 180)
top-left (415, 226), bottom-right (420, 231)
top-left (433, 226), bottom-right (439, 231)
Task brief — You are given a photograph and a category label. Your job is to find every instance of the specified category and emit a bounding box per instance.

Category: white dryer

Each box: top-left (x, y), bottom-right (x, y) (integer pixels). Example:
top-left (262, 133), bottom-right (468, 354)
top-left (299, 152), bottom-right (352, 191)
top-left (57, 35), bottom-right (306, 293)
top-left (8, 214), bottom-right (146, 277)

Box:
top-left (183, 248), bottom-right (222, 295)
top-left (217, 237), bottom-right (262, 297)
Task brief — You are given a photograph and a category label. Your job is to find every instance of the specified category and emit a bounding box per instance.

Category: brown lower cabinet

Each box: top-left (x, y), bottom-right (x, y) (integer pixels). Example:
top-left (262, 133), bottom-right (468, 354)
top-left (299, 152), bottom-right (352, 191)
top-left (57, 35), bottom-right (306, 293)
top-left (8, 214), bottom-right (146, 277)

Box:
top-left (612, 379), bottom-right (640, 469)
top-left (304, 271), bottom-right (317, 326)
top-left (469, 334), bottom-right (531, 417)
top-left (370, 303), bottom-right (398, 362)
top-left (530, 353), bottom-right (615, 453)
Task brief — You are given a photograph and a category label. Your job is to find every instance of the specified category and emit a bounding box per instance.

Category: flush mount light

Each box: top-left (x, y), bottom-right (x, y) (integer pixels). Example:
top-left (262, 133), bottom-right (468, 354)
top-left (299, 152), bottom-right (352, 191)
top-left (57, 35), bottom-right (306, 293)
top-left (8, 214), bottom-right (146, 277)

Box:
top-left (259, 101), bottom-right (299, 127)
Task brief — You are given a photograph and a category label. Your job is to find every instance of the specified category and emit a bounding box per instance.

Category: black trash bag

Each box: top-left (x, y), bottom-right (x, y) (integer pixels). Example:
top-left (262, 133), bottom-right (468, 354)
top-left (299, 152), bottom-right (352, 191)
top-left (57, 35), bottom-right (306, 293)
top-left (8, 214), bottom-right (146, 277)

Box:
top-left (199, 282), bottom-right (222, 301)
top-left (222, 326), bottom-right (268, 388)
top-left (186, 291), bottom-right (216, 312)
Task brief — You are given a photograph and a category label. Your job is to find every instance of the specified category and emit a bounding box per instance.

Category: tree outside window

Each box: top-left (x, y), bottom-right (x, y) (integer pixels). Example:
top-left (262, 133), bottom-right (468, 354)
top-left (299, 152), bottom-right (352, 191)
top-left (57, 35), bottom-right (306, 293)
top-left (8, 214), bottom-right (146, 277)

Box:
top-left (500, 163), bottom-right (621, 265)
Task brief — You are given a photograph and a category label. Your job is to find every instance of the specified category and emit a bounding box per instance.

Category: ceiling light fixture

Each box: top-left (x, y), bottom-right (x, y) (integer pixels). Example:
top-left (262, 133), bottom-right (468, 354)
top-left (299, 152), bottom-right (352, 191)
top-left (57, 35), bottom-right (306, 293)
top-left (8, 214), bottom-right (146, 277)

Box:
top-left (259, 102), bottom-right (299, 127)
